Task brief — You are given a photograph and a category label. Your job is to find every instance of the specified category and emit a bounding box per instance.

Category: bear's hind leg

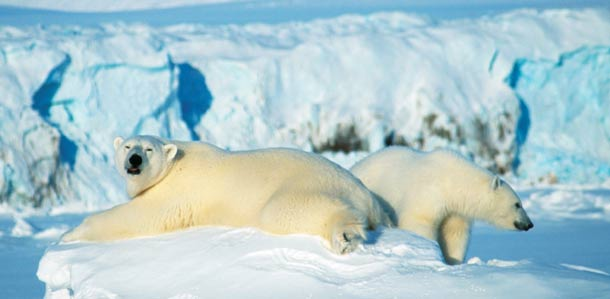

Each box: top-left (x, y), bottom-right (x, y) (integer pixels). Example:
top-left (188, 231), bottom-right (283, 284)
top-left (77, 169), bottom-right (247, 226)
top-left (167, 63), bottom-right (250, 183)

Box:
top-left (259, 192), bottom-right (367, 254)
top-left (437, 214), bottom-right (472, 265)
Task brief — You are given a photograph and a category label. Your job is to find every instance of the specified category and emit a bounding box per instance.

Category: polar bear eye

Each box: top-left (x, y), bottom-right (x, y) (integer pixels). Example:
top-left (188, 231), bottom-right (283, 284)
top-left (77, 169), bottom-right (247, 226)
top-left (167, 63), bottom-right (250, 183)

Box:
top-left (145, 148), bottom-right (153, 152)
top-left (515, 203), bottom-right (522, 209)
top-left (125, 145), bottom-right (131, 150)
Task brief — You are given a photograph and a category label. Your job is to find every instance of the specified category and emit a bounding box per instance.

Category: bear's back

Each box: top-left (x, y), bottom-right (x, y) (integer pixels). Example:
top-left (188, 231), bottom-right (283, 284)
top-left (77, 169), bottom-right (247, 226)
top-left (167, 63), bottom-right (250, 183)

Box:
top-left (424, 149), bottom-right (492, 184)
top-left (161, 142), bottom-right (373, 210)
top-left (228, 147), bottom-right (371, 200)
top-left (352, 147), bottom-right (491, 207)
top-left (351, 147), bottom-right (426, 211)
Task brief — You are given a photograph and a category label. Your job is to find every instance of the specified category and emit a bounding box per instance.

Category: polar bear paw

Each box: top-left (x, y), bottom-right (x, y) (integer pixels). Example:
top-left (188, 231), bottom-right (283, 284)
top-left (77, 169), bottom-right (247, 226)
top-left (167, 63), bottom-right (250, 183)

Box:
top-left (61, 218), bottom-right (92, 242)
top-left (331, 223), bottom-right (365, 254)
top-left (61, 227), bottom-right (83, 243)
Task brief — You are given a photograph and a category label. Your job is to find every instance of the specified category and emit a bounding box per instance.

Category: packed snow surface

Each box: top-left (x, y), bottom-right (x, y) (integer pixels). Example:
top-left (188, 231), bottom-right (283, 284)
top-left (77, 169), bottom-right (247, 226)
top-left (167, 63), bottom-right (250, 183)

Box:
top-left (38, 222), bottom-right (610, 299)
top-left (38, 229), bottom-right (609, 299)
top-left (1, 8), bottom-right (610, 210)
top-left (33, 187), bottom-right (610, 299)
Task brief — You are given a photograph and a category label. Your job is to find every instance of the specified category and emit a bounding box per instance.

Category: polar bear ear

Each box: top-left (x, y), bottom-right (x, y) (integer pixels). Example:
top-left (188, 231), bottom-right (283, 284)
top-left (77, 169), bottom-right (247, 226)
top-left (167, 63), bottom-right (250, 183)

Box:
top-left (113, 137), bottom-right (124, 150)
top-left (163, 144), bottom-right (178, 162)
top-left (491, 176), bottom-right (501, 190)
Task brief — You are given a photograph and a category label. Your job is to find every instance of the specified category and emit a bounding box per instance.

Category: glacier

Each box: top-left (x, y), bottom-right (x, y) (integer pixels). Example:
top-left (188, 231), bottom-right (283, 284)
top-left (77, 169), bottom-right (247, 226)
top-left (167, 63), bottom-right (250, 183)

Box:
top-left (508, 46), bottom-right (610, 184)
top-left (1, 9), bottom-right (610, 209)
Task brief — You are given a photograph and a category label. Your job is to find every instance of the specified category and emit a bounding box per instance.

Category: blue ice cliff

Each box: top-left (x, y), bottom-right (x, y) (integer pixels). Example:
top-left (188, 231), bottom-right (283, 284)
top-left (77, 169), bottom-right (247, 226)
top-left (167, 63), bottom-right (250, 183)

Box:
top-left (1, 9), bottom-right (609, 209)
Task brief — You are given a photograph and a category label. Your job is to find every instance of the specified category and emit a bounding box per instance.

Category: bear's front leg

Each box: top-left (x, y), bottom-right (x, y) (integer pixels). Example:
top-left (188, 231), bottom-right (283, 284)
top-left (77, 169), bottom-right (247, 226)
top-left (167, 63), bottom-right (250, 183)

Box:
top-left (61, 216), bottom-right (103, 242)
top-left (437, 214), bottom-right (472, 265)
top-left (61, 203), bottom-right (142, 242)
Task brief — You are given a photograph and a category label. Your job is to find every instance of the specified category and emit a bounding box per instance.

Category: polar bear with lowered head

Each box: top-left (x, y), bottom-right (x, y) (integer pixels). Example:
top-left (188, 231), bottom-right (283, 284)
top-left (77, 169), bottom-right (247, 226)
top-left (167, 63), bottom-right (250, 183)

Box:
top-left (351, 146), bottom-right (533, 264)
top-left (63, 135), bottom-right (391, 254)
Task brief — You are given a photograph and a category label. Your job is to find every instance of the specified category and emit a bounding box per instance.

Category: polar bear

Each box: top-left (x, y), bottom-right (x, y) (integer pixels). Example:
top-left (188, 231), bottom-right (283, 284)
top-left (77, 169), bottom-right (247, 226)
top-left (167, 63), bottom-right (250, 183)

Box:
top-left (351, 146), bottom-right (533, 264)
top-left (63, 135), bottom-right (391, 254)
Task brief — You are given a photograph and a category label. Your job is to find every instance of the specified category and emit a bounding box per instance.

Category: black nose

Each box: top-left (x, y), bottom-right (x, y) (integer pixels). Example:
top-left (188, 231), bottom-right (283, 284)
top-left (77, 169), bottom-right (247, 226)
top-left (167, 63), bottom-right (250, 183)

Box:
top-left (514, 220), bottom-right (534, 231)
top-left (129, 154), bottom-right (142, 167)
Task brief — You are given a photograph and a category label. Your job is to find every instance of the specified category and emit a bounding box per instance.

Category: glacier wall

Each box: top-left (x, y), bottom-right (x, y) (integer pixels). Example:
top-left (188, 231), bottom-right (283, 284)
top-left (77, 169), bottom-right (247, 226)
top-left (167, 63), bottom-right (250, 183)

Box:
top-left (508, 46), bottom-right (610, 184)
top-left (1, 9), bottom-right (610, 209)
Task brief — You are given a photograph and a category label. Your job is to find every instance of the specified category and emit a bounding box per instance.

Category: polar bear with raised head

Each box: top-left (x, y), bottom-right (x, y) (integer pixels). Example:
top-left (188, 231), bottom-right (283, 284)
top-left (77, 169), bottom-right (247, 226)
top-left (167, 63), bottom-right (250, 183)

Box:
top-left (63, 135), bottom-right (391, 254)
top-left (351, 146), bottom-right (533, 264)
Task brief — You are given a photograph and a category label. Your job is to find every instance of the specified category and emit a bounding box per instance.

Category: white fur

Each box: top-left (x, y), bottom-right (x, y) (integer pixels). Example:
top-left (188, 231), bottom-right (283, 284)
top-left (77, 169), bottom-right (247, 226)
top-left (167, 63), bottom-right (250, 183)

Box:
top-left (351, 146), bottom-right (533, 264)
top-left (63, 136), bottom-right (392, 254)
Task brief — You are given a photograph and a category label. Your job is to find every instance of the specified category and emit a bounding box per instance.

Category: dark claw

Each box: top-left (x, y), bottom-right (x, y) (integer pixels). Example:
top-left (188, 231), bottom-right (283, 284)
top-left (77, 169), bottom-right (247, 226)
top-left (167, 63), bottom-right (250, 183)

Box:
top-left (343, 232), bottom-right (349, 242)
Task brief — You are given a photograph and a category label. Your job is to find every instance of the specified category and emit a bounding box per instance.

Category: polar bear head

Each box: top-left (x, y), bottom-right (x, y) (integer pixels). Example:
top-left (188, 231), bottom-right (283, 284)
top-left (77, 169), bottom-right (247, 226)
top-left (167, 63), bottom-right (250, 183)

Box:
top-left (484, 176), bottom-right (533, 231)
top-left (113, 135), bottom-right (178, 198)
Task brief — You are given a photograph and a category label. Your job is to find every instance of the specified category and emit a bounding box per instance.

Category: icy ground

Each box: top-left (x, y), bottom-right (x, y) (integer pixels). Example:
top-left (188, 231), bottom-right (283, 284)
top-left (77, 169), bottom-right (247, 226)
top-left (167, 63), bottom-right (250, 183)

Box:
top-left (37, 220), bottom-right (610, 299)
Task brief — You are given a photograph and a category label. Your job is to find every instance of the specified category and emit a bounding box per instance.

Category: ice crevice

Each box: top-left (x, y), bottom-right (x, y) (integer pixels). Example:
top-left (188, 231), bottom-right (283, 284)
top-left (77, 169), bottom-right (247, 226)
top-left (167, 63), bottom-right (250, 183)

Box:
top-left (31, 54), bottom-right (78, 171)
top-left (175, 60), bottom-right (213, 141)
top-left (129, 56), bottom-right (213, 141)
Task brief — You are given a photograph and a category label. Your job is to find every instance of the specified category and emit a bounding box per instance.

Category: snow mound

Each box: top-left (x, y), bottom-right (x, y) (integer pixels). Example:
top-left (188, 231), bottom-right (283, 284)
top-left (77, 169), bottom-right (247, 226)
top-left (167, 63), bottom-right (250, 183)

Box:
top-left (11, 216), bottom-right (37, 237)
top-left (38, 226), bottom-right (610, 299)
top-left (34, 225), bottom-right (70, 239)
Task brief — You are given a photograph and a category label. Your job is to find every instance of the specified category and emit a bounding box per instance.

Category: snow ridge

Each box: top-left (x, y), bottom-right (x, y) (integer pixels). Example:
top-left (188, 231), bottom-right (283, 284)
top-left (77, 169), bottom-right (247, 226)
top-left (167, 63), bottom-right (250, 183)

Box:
top-left (37, 226), bottom-right (610, 299)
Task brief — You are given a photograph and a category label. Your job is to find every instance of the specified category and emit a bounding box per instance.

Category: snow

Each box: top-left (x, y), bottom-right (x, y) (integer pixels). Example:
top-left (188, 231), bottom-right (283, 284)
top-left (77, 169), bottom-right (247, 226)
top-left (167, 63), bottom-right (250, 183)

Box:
top-left (1, 8), bottom-right (610, 210)
top-left (36, 208), bottom-right (610, 299)
top-left (38, 228), bottom-right (437, 299)
top-left (37, 229), bottom-right (608, 298)
top-left (10, 215), bottom-right (69, 239)
top-left (33, 225), bottom-right (70, 240)
top-left (11, 216), bottom-right (36, 237)
top-left (561, 264), bottom-right (610, 276)
top-left (524, 188), bottom-right (610, 221)
top-left (29, 187), bottom-right (610, 299)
